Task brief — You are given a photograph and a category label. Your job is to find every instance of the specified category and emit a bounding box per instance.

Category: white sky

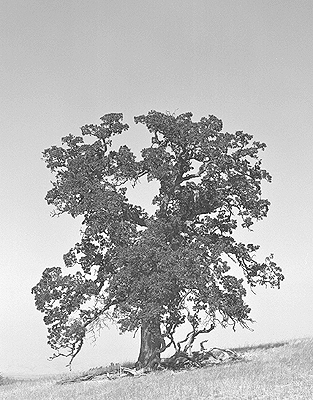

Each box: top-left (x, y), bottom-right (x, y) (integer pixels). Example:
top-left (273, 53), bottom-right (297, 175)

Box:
top-left (0, 0), bottom-right (312, 375)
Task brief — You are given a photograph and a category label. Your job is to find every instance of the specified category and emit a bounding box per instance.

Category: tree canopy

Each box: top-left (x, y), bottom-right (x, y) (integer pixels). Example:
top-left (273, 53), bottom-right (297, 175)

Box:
top-left (32, 111), bottom-right (283, 368)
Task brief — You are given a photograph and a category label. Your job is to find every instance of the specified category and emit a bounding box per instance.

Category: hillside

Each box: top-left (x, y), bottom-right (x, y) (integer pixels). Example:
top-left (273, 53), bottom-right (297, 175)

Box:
top-left (1, 338), bottom-right (312, 399)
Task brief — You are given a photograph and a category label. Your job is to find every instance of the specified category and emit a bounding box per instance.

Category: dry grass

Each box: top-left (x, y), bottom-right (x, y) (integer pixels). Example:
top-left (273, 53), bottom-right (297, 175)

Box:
top-left (1, 338), bottom-right (313, 399)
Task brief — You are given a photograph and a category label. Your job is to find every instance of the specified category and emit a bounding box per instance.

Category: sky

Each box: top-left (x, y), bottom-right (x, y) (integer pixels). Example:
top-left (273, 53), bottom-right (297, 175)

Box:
top-left (0, 0), bottom-right (312, 375)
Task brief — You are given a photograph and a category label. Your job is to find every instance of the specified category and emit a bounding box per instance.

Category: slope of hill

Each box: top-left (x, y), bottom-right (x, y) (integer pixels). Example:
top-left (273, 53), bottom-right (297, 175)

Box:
top-left (1, 338), bottom-right (312, 399)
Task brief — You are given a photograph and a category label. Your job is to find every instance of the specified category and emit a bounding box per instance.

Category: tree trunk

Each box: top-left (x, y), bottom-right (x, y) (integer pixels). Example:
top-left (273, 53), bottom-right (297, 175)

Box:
top-left (135, 320), bottom-right (163, 370)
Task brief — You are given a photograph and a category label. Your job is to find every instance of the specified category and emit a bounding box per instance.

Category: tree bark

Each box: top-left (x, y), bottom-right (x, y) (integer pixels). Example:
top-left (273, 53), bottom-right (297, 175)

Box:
top-left (135, 320), bottom-right (163, 370)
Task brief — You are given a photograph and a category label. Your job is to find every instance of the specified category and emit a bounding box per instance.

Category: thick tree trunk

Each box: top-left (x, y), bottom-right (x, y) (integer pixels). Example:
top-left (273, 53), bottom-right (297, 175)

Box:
top-left (135, 320), bottom-right (163, 370)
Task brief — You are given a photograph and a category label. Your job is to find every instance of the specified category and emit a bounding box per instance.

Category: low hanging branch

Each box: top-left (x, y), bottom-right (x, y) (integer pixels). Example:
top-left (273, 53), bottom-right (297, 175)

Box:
top-left (177, 313), bottom-right (216, 356)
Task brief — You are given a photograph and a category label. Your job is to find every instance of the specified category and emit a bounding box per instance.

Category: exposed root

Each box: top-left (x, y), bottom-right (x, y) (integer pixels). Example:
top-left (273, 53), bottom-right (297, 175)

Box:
top-left (161, 347), bottom-right (242, 370)
top-left (56, 348), bottom-right (242, 384)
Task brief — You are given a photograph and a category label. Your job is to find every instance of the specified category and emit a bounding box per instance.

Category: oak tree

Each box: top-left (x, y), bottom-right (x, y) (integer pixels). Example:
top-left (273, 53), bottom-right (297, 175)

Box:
top-left (32, 111), bottom-right (283, 369)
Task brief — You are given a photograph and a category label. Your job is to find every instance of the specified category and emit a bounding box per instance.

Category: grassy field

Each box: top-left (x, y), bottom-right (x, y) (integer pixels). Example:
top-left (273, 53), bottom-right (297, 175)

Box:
top-left (1, 338), bottom-right (313, 399)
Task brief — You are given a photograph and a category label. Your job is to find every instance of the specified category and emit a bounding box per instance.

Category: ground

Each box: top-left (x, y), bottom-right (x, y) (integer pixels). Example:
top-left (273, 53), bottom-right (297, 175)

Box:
top-left (1, 338), bottom-right (313, 399)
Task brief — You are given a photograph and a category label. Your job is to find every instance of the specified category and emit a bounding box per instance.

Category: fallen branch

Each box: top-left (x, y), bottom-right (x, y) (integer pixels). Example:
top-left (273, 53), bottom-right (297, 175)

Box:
top-left (120, 367), bottom-right (147, 377)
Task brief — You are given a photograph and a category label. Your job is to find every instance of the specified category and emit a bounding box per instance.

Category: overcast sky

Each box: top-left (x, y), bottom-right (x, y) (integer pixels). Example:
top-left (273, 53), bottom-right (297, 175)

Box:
top-left (1, 0), bottom-right (312, 375)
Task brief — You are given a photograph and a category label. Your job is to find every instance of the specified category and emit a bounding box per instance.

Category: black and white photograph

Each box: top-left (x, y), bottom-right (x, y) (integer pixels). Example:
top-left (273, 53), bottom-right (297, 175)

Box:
top-left (1, 1), bottom-right (312, 398)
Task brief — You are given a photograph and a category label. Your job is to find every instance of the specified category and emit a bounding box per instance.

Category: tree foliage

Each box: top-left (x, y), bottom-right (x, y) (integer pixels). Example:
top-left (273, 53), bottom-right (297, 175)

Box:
top-left (32, 111), bottom-right (283, 368)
